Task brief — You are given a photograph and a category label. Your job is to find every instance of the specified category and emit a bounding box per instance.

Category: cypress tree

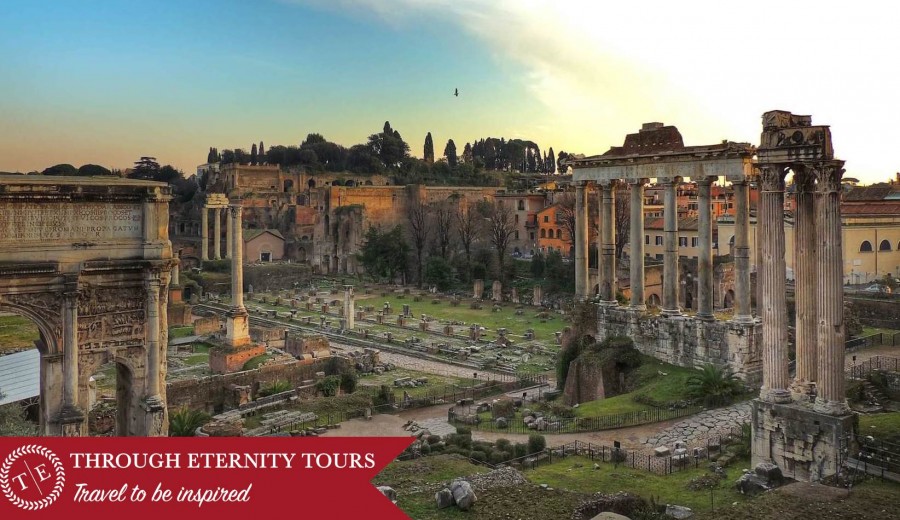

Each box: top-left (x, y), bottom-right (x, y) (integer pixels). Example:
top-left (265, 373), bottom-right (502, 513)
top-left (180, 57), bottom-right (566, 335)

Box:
top-left (424, 132), bottom-right (435, 164)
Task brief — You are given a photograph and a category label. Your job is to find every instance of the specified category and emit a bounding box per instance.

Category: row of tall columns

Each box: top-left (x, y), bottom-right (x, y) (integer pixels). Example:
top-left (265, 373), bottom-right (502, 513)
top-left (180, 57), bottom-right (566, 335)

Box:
top-left (732, 180), bottom-right (752, 321)
top-left (200, 206), bottom-right (232, 261)
top-left (661, 178), bottom-right (680, 315)
top-left (574, 182), bottom-right (589, 299)
top-left (757, 160), bottom-right (848, 414)
top-left (758, 165), bottom-right (791, 403)
top-left (628, 180), bottom-right (646, 309)
top-left (791, 167), bottom-right (818, 398)
top-left (598, 181), bottom-right (617, 304)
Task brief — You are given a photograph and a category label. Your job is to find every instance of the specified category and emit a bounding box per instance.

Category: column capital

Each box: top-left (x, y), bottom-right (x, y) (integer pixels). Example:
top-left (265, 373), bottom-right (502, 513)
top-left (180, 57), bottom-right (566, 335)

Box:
top-left (793, 164), bottom-right (817, 192)
top-left (757, 164), bottom-right (788, 191)
top-left (658, 176), bottom-right (679, 187)
top-left (695, 176), bottom-right (715, 187)
top-left (812, 160), bottom-right (845, 193)
top-left (731, 177), bottom-right (749, 187)
top-left (598, 179), bottom-right (620, 190)
top-left (628, 178), bottom-right (649, 187)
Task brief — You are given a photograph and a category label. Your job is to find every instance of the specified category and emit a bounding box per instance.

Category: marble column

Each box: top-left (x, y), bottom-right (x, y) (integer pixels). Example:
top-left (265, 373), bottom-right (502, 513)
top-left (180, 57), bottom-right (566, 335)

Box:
top-left (574, 182), bottom-right (589, 299)
top-left (757, 165), bottom-right (790, 403)
top-left (213, 208), bottom-right (222, 260)
top-left (201, 207), bottom-right (209, 261)
top-left (600, 181), bottom-right (617, 305)
top-left (226, 209), bottom-right (233, 259)
top-left (696, 177), bottom-right (714, 320)
top-left (145, 276), bottom-right (162, 403)
top-left (814, 161), bottom-right (850, 415)
top-left (172, 253), bottom-right (180, 286)
top-left (629, 179), bottom-right (646, 309)
top-left (661, 178), bottom-right (680, 315)
top-left (231, 203), bottom-right (245, 311)
top-left (344, 285), bottom-right (355, 330)
top-left (732, 179), bottom-right (752, 322)
top-left (791, 167), bottom-right (818, 399)
top-left (62, 289), bottom-right (79, 411)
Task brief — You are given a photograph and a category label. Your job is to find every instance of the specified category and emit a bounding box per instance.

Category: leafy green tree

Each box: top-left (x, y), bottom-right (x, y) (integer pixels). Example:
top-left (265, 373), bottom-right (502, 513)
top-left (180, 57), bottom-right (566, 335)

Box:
top-left (129, 156), bottom-right (160, 180)
top-left (424, 256), bottom-right (453, 291)
top-left (221, 149), bottom-right (235, 164)
top-left (340, 370), bottom-right (358, 394)
top-left (424, 132), bottom-right (435, 164)
top-left (462, 142), bottom-right (473, 165)
top-left (547, 147), bottom-right (556, 173)
top-left (258, 141), bottom-right (265, 163)
top-left (316, 375), bottom-right (341, 397)
top-left (367, 121), bottom-right (410, 168)
top-left (168, 406), bottom-right (210, 437)
top-left (686, 364), bottom-right (743, 406)
top-left (444, 139), bottom-right (458, 168)
top-left (41, 163), bottom-right (78, 176)
top-left (527, 433), bottom-right (546, 455)
top-left (358, 225), bottom-right (409, 282)
top-left (77, 164), bottom-right (113, 176)
top-left (250, 143), bottom-right (258, 165)
top-left (531, 252), bottom-right (545, 278)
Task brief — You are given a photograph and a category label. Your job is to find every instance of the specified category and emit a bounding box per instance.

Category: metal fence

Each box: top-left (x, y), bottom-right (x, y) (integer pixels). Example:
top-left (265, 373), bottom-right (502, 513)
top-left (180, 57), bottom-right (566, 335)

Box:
top-left (847, 436), bottom-right (900, 482)
top-left (846, 332), bottom-right (900, 352)
top-left (448, 403), bottom-right (706, 434)
top-left (847, 356), bottom-right (900, 380)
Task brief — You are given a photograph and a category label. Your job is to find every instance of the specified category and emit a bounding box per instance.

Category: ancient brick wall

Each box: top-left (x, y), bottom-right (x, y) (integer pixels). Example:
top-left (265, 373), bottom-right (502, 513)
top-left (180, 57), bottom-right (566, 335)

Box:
top-left (194, 315), bottom-right (222, 335)
top-left (284, 334), bottom-right (330, 358)
top-left (209, 344), bottom-right (267, 374)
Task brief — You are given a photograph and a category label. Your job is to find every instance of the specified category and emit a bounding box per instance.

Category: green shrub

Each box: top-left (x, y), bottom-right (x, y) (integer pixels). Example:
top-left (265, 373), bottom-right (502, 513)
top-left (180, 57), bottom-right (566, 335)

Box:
top-left (168, 407), bottom-right (210, 437)
top-left (456, 426), bottom-right (472, 437)
top-left (470, 450), bottom-right (488, 463)
top-left (340, 370), bottom-right (358, 394)
top-left (420, 442), bottom-right (432, 455)
top-left (686, 364), bottom-right (743, 406)
top-left (258, 379), bottom-right (291, 397)
top-left (527, 433), bottom-right (546, 455)
top-left (373, 385), bottom-right (394, 406)
top-left (316, 375), bottom-right (341, 397)
top-left (513, 442), bottom-right (528, 458)
top-left (426, 435), bottom-right (442, 445)
top-left (495, 438), bottom-right (512, 452)
top-left (490, 451), bottom-right (511, 464)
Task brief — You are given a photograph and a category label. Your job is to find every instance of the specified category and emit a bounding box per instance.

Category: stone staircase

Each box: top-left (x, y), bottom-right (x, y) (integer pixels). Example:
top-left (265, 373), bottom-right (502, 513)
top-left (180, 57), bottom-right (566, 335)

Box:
top-left (861, 380), bottom-right (890, 406)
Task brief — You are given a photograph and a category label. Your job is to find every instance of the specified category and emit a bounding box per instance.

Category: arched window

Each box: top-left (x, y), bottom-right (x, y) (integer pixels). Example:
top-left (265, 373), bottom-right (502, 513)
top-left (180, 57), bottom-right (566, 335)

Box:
top-left (556, 229), bottom-right (562, 239)
top-left (540, 229), bottom-right (546, 238)
top-left (879, 239), bottom-right (892, 251)
top-left (860, 241), bottom-right (873, 252)
top-left (517, 200), bottom-right (525, 210)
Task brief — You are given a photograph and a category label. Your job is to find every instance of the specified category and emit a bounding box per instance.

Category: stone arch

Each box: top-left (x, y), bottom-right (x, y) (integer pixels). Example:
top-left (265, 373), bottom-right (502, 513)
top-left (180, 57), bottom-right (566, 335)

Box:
top-left (540, 229), bottom-right (546, 238)
top-left (283, 179), bottom-right (294, 193)
top-left (308, 179), bottom-right (316, 189)
top-left (860, 240), bottom-right (873, 252)
top-left (723, 289), bottom-right (735, 309)
top-left (879, 239), bottom-right (892, 251)
top-left (647, 293), bottom-right (661, 307)
top-left (345, 180), bottom-right (356, 187)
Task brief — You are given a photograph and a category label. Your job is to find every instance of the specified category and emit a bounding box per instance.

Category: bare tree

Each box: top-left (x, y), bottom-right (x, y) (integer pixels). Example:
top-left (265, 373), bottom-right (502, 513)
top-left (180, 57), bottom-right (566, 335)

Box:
top-left (455, 202), bottom-right (481, 279)
top-left (432, 199), bottom-right (454, 259)
top-left (556, 191), bottom-right (599, 260)
top-left (407, 201), bottom-right (430, 287)
top-left (487, 202), bottom-right (517, 283)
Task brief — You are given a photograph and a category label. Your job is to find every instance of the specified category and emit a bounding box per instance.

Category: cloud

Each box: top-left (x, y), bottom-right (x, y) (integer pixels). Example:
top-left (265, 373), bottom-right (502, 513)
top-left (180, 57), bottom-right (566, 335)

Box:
top-left (285, 0), bottom-right (900, 181)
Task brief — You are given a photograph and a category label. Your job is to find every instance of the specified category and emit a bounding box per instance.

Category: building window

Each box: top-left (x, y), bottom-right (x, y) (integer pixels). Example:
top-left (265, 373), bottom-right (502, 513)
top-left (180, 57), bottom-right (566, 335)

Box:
top-left (543, 215), bottom-right (549, 223)
top-left (515, 231), bottom-right (520, 240)
top-left (645, 235), bottom-right (650, 245)
top-left (261, 251), bottom-right (272, 262)
top-left (879, 239), bottom-right (892, 251)
top-left (556, 229), bottom-right (562, 239)
top-left (515, 214), bottom-right (519, 223)
top-left (530, 232), bottom-right (535, 240)
top-left (540, 229), bottom-right (546, 238)
top-left (655, 236), bottom-right (663, 246)
top-left (691, 237), bottom-right (698, 247)
top-left (679, 237), bottom-right (688, 247)
top-left (518, 200), bottom-right (525, 210)
top-left (860, 240), bottom-right (873, 252)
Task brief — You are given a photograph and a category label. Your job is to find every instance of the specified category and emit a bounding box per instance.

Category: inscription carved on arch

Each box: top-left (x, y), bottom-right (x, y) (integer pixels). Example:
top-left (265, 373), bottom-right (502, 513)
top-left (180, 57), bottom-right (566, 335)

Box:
top-left (77, 285), bottom-right (146, 350)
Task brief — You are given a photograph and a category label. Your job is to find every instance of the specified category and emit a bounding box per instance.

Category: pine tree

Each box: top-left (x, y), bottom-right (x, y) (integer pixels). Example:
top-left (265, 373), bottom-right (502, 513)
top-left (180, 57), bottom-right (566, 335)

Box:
top-left (424, 132), bottom-right (434, 164)
top-left (444, 139), bottom-right (458, 168)
top-left (259, 141), bottom-right (265, 163)
top-left (463, 142), bottom-right (473, 164)
top-left (250, 143), bottom-right (258, 165)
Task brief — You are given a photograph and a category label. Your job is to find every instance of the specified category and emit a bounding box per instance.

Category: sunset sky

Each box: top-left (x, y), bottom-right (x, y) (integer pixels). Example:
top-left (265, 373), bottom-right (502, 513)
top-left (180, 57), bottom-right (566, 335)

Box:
top-left (1, 0), bottom-right (898, 183)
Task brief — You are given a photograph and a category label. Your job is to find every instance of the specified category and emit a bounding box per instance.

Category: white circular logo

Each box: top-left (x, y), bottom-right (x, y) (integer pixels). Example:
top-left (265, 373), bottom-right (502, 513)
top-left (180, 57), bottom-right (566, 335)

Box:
top-left (0, 445), bottom-right (66, 511)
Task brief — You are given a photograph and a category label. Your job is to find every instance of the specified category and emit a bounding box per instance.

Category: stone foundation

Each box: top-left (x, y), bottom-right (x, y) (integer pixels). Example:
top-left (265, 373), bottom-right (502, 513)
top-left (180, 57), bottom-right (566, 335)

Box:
top-left (194, 315), bottom-right (222, 335)
top-left (209, 343), bottom-right (267, 374)
top-left (284, 334), bottom-right (330, 358)
top-left (167, 301), bottom-right (192, 327)
top-left (598, 306), bottom-right (762, 384)
top-left (751, 399), bottom-right (856, 482)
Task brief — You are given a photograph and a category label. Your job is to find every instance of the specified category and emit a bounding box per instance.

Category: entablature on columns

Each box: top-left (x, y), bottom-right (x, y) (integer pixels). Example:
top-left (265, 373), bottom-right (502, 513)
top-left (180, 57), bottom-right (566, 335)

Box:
top-left (569, 146), bottom-right (755, 183)
top-left (204, 193), bottom-right (230, 209)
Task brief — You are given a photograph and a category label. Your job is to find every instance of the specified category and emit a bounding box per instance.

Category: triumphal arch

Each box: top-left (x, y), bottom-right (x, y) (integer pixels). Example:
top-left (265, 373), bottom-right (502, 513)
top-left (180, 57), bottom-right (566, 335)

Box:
top-left (0, 175), bottom-right (175, 436)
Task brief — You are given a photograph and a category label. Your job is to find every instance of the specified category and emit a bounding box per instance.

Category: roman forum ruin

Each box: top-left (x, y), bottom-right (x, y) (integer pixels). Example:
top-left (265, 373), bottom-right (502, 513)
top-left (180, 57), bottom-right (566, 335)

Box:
top-left (0, 175), bottom-right (175, 436)
top-left (568, 110), bottom-right (855, 481)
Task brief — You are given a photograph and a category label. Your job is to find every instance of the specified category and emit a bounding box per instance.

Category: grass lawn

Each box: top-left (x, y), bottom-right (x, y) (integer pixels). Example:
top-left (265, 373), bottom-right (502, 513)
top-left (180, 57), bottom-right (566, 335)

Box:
top-left (0, 314), bottom-right (40, 352)
top-left (858, 411), bottom-right (900, 440)
top-left (526, 455), bottom-right (749, 512)
top-left (169, 326), bottom-right (195, 339)
top-left (242, 354), bottom-right (272, 370)
top-left (358, 368), bottom-right (473, 399)
top-left (574, 358), bottom-right (701, 416)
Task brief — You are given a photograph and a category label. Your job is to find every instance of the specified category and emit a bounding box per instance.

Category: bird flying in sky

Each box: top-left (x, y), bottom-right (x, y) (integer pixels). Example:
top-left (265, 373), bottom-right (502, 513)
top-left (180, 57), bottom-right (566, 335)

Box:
top-left (454, 88), bottom-right (458, 97)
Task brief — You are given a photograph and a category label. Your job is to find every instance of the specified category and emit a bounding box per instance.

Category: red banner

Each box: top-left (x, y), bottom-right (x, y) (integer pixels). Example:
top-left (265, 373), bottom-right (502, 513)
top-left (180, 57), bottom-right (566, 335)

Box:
top-left (0, 437), bottom-right (413, 519)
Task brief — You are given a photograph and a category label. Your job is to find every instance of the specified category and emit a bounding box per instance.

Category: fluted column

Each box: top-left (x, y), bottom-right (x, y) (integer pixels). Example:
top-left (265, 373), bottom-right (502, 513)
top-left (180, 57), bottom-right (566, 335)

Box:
top-left (629, 179), bottom-right (646, 309)
top-left (200, 207), bottom-right (209, 261)
top-left (814, 161), bottom-right (850, 415)
top-left (344, 285), bottom-right (355, 330)
top-left (62, 288), bottom-right (79, 410)
top-left (661, 178), bottom-right (680, 315)
top-left (697, 177), bottom-right (714, 320)
top-left (226, 209), bottom-right (233, 259)
top-left (145, 275), bottom-right (162, 403)
top-left (733, 179), bottom-right (752, 322)
top-left (574, 182), bottom-right (589, 299)
top-left (791, 167), bottom-right (818, 399)
top-left (231, 203), bottom-right (245, 311)
top-left (600, 181), bottom-right (617, 305)
top-left (758, 165), bottom-right (791, 403)
top-left (213, 208), bottom-right (222, 260)
top-left (171, 252), bottom-right (180, 286)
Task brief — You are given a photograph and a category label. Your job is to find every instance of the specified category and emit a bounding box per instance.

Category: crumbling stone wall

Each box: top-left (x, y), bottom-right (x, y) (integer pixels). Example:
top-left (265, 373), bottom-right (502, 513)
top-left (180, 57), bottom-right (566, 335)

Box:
top-left (598, 306), bottom-right (762, 384)
top-left (284, 334), bottom-right (330, 358)
top-left (563, 358), bottom-right (606, 405)
top-left (166, 356), bottom-right (350, 414)
top-left (209, 344), bottom-right (267, 374)
top-left (250, 325), bottom-right (286, 347)
top-left (194, 315), bottom-right (222, 335)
